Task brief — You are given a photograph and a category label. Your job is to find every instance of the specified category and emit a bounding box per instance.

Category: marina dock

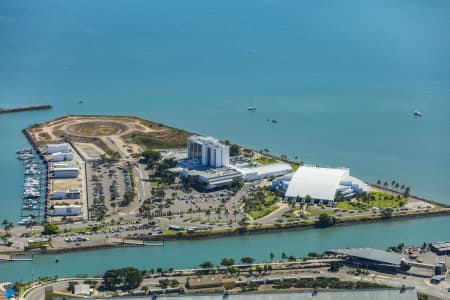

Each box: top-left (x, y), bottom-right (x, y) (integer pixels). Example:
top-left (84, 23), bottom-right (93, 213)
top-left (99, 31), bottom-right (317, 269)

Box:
top-left (0, 254), bottom-right (33, 262)
top-left (0, 105), bottom-right (52, 114)
top-left (109, 238), bottom-right (164, 246)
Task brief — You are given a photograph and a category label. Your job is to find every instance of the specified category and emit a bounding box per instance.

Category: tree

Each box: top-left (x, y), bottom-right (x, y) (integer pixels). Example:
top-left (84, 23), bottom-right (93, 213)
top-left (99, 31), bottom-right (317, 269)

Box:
top-left (381, 208), bottom-right (394, 219)
top-left (231, 178), bottom-right (244, 190)
top-left (304, 195), bottom-right (312, 203)
top-left (43, 223), bottom-right (59, 235)
top-left (220, 258), bottom-right (235, 267)
top-left (121, 267), bottom-right (143, 289)
top-left (141, 149), bottom-right (161, 168)
top-left (334, 191), bottom-right (344, 202)
top-left (103, 267), bottom-right (143, 289)
top-left (316, 213), bottom-right (336, 228)
top-left (2, 219), bottom-right (13, 234)
top-left (1, 234), bottom-right (11, 245)
top-left (103, 269), bottom-right (121, 288)
top-left (120, 190), bottom-right (136, 207)
top-left (329, 261), bottom-right (343, 272)
top-left (199, 261), bottom-right (214, 269)
top-left (403, 186), bottom-right (410, 198)
top-left (68, 281), bottom-right (78, 293)
top-left (240, 256), bottom-right (255, 264)
top-left (269, 252), bottom-right (274, 260)
top-left (26, 220), bottom-right (37, 234)
top-left (376, 180), bottom-right (381, 185)
top-left (230, 144), bottom-right (240, 157)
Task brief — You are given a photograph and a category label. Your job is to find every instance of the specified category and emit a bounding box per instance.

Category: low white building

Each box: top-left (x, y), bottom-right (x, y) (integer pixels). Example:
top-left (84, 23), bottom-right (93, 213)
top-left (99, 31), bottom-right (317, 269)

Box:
top-left (181, 167), bottom-right (242, 190)
top-left (49, 152), bottom-right (73, 162)
top-left (233, 163), bottom-right (292, 181)
top-left (53, 205), bottom-right (81, 216)
top-left (271, 172), bottom-right (295, 191)
top-left (282, 165), bottom-right (369, 205)
top-left (66, 188), bottom-right (81, 199)
top-left (74, 284), bottom-right (91, 296)
top-left (46, 143), bottom-right (70, 154)
top-left (51, 162), bottom-right (79, 178)
top-left (50, 191), bottom-right (66, 200)
top-left (50, 188), bottom-right (81, 200)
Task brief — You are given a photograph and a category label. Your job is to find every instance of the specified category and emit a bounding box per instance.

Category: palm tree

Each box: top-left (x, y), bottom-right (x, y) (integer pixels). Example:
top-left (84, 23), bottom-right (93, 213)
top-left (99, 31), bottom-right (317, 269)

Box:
top-left (377, 180), bottom-right (381, 185)
top-left (2, 219), bottom-right (13, 234)
top-left (205, 210), bottom-right (211, 222)
top-left (233, 210), bottom-right (238, 223)
top-left (26, 220), bottom-right (37, 234)
top-left (403, 187), bottom-right (410, 198)
top-left (305, 194), bottom-right (312, 203)
top-left (270, 252), bottom-right (274, 260)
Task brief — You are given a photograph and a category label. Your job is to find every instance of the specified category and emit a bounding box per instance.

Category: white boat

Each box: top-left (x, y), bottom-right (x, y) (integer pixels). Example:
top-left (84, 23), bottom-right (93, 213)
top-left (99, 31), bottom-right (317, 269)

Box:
top-left (22, 204), bottom-right (39, 210)
top-left (18, 217), bottom-right (32, 225)
top-left (248, 105), bottom-right (256, 111)
top-left (18, 153), bottom-right (35, 160)
top-left (24, 178), bottom-right (40, 184)
top-left (23, 190), bottom-right (40, 198)
top-left (17, 148), bottom-right (32, 155)
top-left (24, 183), bottom-right (39, 188)
top-left (23, 199), bottom-right (40, 205)
top-left (413, 110), bottom-right (423, 117)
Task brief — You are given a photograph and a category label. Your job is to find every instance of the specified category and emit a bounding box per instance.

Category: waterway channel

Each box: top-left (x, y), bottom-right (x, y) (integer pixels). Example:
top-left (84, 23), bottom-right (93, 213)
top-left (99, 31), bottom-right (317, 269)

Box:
top-left (1, 215), bottom-right (449, 282)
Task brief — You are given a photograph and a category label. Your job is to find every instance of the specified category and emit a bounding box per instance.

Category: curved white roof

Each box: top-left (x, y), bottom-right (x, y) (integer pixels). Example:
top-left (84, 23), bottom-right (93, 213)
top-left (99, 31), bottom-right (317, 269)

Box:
top-left (285, 166), bottom-right (349, 201)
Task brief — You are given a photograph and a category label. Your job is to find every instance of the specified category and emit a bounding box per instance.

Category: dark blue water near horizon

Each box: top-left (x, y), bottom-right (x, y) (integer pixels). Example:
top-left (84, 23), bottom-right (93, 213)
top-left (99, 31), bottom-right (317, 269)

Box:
top-left (0, 0), bottom-right (449, 281)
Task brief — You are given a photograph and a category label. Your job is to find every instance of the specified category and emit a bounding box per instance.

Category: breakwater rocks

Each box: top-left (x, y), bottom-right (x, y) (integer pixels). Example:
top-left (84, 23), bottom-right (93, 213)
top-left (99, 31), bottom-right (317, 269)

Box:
top-left (0, 105), bottom-right (52, 114)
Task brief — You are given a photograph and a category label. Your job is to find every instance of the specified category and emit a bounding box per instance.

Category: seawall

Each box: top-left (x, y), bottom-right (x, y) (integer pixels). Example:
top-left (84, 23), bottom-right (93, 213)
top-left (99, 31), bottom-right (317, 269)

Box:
top-left (0, 105), bottom-right (52, 114)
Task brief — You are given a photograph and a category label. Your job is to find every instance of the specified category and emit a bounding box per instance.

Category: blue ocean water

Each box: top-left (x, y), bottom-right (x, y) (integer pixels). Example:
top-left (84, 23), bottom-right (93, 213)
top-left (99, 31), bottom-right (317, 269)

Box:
top-left (0, 0), bottom-right (449, 227)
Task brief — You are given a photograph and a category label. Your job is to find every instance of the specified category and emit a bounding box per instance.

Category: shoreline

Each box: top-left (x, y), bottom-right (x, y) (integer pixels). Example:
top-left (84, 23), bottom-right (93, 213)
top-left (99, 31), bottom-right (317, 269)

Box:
top-left (2, 208), bottom-right (449, 257)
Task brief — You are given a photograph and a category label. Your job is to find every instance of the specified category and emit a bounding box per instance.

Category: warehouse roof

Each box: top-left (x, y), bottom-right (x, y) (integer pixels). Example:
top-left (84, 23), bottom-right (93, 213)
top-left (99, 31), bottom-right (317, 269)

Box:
top-left (122, 288), bottom-right (418, 299)
top-left (330, 248), bottom-right (406, 266)
top-left (285, 166), bottom-right (349, 201)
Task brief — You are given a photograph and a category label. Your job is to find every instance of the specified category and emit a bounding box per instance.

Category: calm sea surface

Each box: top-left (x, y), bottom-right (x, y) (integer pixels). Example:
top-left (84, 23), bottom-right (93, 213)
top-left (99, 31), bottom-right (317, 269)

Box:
top-left (0, 0), bottom-right (449, 281)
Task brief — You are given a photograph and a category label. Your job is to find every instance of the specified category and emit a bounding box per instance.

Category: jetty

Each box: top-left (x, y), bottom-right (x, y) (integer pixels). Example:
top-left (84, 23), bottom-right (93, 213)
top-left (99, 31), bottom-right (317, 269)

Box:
top-left (0, 105), bottom-right (52, 114)
top-left (0, 254), bottom-right (33, 262)
top-left (109, 238), bottom-right (164, 247)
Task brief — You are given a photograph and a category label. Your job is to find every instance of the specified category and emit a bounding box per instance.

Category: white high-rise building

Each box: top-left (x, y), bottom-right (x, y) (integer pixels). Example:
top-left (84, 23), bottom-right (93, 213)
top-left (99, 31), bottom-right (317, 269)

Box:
top-left (187, 135), bottom-right (230, 168)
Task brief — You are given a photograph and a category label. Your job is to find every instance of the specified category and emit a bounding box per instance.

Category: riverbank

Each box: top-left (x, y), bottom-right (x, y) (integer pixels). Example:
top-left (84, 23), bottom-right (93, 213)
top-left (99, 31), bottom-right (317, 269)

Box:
top-left (1, 206), bottom-right (449, 257)
top-left (0, 105), bottom-right (52, 114)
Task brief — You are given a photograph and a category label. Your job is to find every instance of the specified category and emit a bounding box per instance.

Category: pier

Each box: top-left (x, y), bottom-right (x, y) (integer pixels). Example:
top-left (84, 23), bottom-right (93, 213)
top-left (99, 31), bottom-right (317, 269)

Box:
top-left (109, 238), bottom-right (164, 247)
top-left (0, 105), bottom-right (52, 114)
top-left (0, 254), bottom-right (33, 262)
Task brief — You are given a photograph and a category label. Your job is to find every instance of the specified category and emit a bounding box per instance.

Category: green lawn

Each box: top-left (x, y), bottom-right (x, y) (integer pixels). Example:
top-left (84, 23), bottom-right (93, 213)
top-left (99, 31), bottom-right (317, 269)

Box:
top-left (248, 205), bottom-right (279, 219)
top-left (307, 207), bottom-right (335, 217)
top-left (290, 163), bottom-right (300, 171)
top-left (244, 189), bottom-right (281, 219)
top-left (253, 156), bottom-right (277, 165)
top-left (336, 192), bottom-right (407, 210)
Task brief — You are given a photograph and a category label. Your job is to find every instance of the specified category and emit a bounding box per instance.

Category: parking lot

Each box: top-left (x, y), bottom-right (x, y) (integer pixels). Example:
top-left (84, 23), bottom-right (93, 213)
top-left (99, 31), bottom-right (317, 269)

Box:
top-left (86, 162), bottom-right (134, 220)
